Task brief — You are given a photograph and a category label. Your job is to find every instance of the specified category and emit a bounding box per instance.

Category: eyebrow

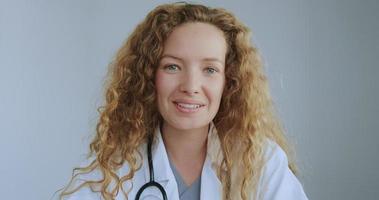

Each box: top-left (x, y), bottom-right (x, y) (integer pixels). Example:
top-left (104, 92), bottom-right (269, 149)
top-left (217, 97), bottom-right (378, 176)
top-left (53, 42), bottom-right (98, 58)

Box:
top-left (161, 54), bottom-right (224, 65)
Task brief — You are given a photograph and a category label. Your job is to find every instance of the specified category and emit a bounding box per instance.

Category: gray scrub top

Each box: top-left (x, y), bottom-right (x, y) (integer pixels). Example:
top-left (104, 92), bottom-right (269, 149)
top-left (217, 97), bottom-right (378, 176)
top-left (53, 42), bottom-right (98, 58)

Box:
top-left (168, 156), bottom-right (201, 200)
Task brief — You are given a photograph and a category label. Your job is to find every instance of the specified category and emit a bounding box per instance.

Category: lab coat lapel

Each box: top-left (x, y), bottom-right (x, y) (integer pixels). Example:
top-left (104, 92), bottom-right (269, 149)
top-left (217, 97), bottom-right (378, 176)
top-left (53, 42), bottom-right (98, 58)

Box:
top-left (200, 122), bottom-right (224, 200)
top-left (140, 126), bottom-right (179, 200)
top-left (200, 156), bottom-right (222, 200)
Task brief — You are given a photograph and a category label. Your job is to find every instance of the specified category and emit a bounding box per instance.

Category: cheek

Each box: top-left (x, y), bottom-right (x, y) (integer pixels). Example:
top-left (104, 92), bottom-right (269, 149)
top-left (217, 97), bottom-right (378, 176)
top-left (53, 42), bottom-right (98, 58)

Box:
top-left (214, 86), bottom-right (224, 102)
top-left (155, 72), bottom-right (175, 99)
top-left (207, 79), bottom-right (225, 104)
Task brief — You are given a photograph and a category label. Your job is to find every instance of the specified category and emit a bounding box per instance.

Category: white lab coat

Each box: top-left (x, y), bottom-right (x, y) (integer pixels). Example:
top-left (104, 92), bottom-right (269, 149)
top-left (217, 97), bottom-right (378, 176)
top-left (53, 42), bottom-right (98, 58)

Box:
top-left (62, 122), bottom-right (308, 200)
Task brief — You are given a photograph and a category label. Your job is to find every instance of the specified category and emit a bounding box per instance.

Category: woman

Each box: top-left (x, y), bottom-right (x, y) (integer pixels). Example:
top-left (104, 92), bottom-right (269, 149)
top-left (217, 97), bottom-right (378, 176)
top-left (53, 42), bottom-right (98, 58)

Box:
top-left (59, 2), bottom-right (308, 200)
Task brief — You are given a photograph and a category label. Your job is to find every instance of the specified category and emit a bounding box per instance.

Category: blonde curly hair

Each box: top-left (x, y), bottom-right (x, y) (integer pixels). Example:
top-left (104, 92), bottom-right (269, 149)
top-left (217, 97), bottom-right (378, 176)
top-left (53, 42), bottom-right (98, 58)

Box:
top-left (59, 2), bottom-right (298, 200)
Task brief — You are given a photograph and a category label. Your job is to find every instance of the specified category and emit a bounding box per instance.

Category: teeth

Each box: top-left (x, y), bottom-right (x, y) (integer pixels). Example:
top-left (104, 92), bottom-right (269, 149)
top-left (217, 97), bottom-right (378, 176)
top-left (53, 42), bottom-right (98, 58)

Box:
top-left (176, 102), bottom-right (202, 109)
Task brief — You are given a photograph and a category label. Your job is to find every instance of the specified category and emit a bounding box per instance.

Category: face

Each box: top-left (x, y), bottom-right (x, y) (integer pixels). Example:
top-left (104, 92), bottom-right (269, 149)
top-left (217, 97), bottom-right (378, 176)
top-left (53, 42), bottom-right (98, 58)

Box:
top-left (155, 22), bottom-right (227, 132)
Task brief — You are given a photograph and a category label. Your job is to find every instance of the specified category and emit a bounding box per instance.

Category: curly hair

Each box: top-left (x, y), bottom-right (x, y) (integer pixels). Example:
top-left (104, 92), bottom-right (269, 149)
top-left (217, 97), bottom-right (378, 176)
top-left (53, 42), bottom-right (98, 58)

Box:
top-left (59, 2), bottom-right (298, 200)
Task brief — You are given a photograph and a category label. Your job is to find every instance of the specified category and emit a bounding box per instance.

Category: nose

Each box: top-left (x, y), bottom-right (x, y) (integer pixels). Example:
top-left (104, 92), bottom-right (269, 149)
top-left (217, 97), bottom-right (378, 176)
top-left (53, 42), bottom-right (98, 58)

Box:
top-left (179, 69), bottom-right (200, 95)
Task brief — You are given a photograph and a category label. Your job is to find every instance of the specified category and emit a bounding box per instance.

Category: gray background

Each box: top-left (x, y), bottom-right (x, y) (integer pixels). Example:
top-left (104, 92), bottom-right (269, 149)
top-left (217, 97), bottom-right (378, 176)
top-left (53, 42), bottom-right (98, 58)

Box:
top-left (0, 0), bottom-right (378, 199)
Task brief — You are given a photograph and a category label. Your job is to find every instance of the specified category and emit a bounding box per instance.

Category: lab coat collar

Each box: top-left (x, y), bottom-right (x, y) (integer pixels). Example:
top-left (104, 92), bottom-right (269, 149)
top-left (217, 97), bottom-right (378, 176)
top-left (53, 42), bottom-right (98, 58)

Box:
top-left (140, 125), bottom-right (179, 200)
top-left (202, 122), bottom-right (223, 199)
top-left (206, 121), bottom-right (224, 170)
top-left (144, 125), bottom-right (173, 183)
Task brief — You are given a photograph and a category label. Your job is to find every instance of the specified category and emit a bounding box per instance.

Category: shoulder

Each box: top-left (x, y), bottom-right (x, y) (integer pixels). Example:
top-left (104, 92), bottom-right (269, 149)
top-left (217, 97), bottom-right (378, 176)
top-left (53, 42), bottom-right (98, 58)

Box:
top-left (263, 139), bottom-right (289, 170)
top-left (59, 149), bottom-right (147, 200)
top-left (57, 158), bottom-right (106, 200)
top-left (257, 139), bottom-right (309, 200)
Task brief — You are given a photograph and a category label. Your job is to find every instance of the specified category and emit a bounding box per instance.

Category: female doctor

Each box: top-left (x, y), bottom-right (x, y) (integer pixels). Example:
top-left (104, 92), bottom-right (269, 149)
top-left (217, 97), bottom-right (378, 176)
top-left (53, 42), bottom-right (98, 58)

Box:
top-left (59, 2), bottom-right (308, 200)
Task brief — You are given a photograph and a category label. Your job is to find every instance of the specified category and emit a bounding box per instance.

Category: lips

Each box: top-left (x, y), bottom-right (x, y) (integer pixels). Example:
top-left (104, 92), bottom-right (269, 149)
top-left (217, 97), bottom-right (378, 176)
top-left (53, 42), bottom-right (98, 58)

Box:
top-left (173, 99), bottom-right (205, 105)
top-left (173, 100), bottom-right (205, 113)
top-left (175, 102), bottom-right (204, 109)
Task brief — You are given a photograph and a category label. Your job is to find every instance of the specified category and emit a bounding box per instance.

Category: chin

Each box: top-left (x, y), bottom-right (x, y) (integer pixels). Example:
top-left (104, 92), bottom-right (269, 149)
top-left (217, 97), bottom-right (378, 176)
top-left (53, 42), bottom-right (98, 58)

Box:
top-left (167, 119), bottom-right (210, 131)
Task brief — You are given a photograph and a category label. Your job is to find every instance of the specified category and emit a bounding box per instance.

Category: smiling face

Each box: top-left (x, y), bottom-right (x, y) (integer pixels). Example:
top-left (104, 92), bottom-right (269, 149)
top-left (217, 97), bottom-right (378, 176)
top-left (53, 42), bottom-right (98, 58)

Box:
top-left (155, 22), bottom-right (227, 132)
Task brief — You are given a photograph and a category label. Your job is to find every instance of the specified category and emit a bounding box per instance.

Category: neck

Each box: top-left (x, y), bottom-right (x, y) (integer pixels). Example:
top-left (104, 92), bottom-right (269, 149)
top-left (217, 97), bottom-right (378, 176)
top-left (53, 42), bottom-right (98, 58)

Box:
top-left (161, 122), bottom-right (209, 164)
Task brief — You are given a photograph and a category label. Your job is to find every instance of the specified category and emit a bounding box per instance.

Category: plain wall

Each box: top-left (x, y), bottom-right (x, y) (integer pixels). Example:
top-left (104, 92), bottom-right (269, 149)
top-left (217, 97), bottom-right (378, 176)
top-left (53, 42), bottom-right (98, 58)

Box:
top-left (0, 0), bottom-right (378, 199)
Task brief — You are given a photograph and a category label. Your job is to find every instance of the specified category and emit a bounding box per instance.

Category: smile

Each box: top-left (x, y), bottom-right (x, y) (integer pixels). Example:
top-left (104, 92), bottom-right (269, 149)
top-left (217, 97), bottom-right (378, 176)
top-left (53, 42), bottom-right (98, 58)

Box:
top-left (173, 102), bottom-right (205, 113)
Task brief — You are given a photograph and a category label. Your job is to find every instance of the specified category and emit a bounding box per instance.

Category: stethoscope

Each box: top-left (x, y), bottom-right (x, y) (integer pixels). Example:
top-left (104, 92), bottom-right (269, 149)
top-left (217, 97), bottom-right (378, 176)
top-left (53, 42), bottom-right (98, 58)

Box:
top-left (135, 135), bottom-right (168, 200)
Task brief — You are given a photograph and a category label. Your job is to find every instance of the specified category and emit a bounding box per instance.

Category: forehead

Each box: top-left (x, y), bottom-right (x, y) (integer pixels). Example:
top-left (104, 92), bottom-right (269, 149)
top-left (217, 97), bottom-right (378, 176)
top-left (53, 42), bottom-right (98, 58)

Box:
top-left (162, 22), bottom-right (227, 62)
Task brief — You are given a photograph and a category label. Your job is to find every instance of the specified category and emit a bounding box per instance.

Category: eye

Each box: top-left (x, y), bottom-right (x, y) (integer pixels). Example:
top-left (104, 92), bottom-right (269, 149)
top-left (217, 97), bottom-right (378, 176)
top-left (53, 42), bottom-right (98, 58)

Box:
top-left (164, 64), bottom-right (180, 72)
top-left (204, 67), bottom-right (218, 75)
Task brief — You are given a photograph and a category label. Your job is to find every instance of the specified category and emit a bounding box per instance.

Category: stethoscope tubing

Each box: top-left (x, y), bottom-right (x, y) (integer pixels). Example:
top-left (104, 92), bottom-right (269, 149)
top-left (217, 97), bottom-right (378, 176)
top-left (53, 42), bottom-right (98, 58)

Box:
top-left (135, 136), bottom-right (168, 200)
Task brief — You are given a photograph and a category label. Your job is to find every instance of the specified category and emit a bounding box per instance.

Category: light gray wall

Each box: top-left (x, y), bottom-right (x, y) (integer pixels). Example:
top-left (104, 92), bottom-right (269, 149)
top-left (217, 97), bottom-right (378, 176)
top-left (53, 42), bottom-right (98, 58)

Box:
top-left (1, 0), bottom-right (378, 199)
